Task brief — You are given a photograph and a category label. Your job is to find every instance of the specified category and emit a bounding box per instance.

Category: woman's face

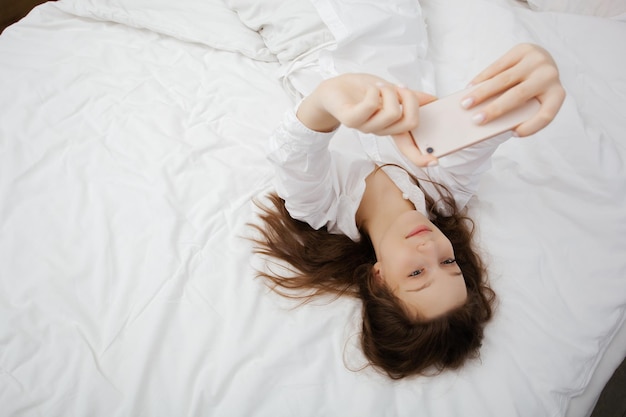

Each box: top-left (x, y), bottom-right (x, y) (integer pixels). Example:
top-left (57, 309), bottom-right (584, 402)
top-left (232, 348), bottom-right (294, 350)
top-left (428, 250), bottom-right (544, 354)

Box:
top-left (373, 210), bottom-right (467, 319)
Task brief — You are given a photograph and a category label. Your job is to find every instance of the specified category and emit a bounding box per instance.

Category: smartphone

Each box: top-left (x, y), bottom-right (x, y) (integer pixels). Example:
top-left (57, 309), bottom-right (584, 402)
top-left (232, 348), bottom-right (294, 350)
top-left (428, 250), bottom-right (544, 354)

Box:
top-left (410, 87), bottom-right (540, 158)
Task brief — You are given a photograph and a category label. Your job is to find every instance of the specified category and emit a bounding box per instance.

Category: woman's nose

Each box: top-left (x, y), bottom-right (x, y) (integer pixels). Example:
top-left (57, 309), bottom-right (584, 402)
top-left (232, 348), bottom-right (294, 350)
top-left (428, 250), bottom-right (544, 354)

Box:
top-left (416, 239), bottom-right (434, 250)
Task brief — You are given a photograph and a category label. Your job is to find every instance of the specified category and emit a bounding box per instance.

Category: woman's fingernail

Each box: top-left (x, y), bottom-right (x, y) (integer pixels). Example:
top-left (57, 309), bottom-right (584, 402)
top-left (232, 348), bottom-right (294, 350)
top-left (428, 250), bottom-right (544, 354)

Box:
top-left (512, 131), bottom-right (520, 137)
top-left (375, 82), bottom-right (386, 88)
top-left (466, 82), bottom-right (474, 88)
top-left (472, 112), bottom-right (486, 124)
top-left (461, 97), bottom-right (474, 109)
top-left (427, 160), bottom-right (438, 167)
top-left (397, 83), bottom-right (407, 89)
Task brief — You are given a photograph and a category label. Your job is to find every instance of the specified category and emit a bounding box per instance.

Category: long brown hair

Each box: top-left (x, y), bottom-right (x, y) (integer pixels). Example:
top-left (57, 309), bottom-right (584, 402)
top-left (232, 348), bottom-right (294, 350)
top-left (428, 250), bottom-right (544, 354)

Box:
top-left (250, 178), bottom-right (495, 379)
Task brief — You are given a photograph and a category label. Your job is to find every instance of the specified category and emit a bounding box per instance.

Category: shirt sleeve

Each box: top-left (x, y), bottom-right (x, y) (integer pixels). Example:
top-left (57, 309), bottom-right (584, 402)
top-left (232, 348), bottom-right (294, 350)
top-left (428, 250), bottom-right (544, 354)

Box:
top-left (421, 132), bottom-right (511, 210)
top-left (266, 108), bottom-right (369, 240)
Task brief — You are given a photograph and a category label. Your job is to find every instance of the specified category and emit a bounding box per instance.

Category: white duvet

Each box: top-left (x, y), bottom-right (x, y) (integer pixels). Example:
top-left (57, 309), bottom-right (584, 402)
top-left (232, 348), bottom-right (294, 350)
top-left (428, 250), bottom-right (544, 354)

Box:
top-left (0, 1), bottom-right (624, 416)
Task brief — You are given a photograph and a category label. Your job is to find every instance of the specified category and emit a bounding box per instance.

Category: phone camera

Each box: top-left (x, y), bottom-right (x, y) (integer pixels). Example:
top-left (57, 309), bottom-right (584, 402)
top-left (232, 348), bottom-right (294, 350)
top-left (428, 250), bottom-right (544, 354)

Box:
top-left (426, 147), bottom-right (434, 154)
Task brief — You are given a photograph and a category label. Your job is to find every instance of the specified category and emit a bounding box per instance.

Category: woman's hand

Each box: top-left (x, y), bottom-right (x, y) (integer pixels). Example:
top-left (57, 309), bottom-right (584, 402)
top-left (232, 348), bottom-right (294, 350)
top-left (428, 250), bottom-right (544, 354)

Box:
top-left (297, 73), bottom-right (439, 166)
top-left (461, 43), bottom-right (566, 137)
top-left (297, 74), bottom-right (437, 136)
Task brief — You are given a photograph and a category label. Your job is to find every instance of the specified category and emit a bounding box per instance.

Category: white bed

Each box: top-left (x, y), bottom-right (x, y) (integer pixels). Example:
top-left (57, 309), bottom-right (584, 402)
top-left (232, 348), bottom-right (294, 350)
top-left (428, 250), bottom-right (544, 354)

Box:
top-left (0, 0), bottom-right (624, 416)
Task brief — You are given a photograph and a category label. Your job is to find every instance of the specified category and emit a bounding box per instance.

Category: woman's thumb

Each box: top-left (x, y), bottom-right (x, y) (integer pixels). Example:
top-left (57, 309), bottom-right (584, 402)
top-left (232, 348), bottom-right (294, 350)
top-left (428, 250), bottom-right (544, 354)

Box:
top-left (415, 91), bottom-right (438, 106)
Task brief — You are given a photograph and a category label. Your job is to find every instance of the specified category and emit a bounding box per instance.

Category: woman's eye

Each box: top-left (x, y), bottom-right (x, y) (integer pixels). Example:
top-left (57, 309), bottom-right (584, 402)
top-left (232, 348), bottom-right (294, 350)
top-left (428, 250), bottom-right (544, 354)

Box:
top-left (409, 269), bottom-right (423, 277)
top-left (442, 259), bottom-right (457, 265)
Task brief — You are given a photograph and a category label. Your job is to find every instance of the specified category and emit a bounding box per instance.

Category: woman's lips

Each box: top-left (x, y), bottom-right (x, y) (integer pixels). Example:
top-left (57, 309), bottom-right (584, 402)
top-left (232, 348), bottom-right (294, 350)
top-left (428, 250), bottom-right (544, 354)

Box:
top-left (406, 226), bottom-right (431, 239)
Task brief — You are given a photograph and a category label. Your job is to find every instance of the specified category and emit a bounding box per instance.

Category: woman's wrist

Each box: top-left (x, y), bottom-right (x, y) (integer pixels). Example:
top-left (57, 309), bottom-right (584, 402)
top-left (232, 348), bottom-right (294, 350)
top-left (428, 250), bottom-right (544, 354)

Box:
top-left (296, 86), bottom-right (340, 133)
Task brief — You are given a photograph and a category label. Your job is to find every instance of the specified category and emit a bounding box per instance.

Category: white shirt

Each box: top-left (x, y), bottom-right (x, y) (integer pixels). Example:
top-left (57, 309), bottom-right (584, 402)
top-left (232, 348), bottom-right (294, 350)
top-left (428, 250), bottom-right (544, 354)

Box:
top-left (267, 107), bottom-right (509, 241)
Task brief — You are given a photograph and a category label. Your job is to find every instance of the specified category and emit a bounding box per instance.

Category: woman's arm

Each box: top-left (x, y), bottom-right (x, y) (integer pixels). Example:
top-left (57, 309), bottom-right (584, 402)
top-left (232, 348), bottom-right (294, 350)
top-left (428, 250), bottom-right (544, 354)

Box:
top-left (268, 73), bottom-right (437, 238)
top-left (423, 43), bottom-right (565, 210)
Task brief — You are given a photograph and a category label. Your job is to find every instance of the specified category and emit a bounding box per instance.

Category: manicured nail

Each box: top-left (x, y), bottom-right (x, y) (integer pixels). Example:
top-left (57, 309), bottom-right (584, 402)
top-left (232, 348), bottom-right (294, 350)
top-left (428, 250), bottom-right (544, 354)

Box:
top-left (461, 97), bottom-right (474, 109)
top-left (466, 82), bottom-right (474, 88)
top-left (427, 160), bottom-right (438, 167)
top-left (512, 131), bottom-right (520, 137)
top-left (375, 82), bottom-right (386, 88)
top-left (472, 112), bottom-right (486, 124)
top-left (397, 83), bottom-right (407, 89)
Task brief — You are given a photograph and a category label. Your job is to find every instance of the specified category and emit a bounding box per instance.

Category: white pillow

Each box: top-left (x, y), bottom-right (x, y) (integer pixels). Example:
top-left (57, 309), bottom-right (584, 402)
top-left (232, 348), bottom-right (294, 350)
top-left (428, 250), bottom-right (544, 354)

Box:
top-left (55, 0), bottom-right (275, 61)
top-left (224, 0), bottom-right (335, 63)
top-left (310, 0), bottom-right (435, 93)
top-left (525, 0), bottom-right (626, 17)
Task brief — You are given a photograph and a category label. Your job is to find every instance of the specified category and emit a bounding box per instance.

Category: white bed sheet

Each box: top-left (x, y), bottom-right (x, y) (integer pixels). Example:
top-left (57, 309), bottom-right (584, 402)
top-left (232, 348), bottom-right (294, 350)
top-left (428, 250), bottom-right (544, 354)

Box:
top-left (418, 2), bottom-right (626, 416)
top-left (0, 1), bottom-right (624, 417)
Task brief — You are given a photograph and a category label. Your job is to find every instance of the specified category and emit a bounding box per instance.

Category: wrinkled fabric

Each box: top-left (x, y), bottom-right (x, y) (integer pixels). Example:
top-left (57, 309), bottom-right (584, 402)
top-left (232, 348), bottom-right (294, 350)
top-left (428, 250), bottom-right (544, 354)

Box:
top-left (0, 1), bottom-right (624, 417)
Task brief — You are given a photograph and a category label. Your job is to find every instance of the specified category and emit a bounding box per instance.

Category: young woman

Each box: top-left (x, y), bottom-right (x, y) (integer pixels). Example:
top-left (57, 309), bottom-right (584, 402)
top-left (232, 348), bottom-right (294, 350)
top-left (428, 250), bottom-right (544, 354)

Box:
top-left (252, 44), bottom-right (565, 379)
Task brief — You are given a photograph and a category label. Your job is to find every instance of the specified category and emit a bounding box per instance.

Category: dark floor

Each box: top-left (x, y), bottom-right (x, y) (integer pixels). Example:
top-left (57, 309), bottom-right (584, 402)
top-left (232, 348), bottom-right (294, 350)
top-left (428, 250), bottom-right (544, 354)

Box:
top-left (590, 357), bottom-right (626, 417)
top-left (0, 0), bottom-right (55, 34)
top-left (1, 1), bottom-right (625, 416)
